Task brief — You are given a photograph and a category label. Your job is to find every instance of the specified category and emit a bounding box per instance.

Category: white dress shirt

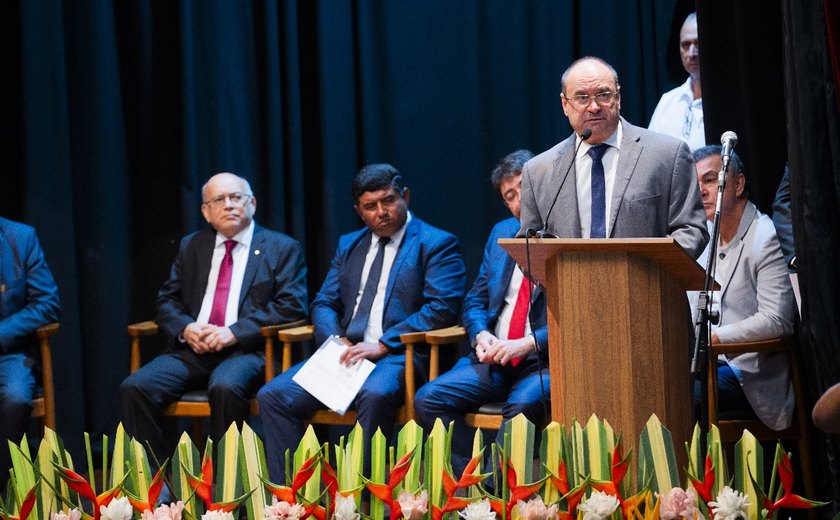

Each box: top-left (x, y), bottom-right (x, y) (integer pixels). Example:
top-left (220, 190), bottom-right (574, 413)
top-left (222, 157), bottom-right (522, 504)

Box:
top-left (352, 212), bottom-right (412, 343)
top-left (196, 221), bottom-right (255, 326)
top-left (575, 122), bottom-right (622, 238)
top-left (648, 77), bottom-right (705, 151)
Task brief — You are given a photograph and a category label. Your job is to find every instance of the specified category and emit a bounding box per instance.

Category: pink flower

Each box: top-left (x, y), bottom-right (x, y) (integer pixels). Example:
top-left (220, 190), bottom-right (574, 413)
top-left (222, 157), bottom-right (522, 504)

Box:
top-left (140, 501), bottom-right (185, 520)
top-left (397, 490), bottom-right (428, 520)
top-left (50, 510), bottom-right (82, 520)
top-left (659, 487), bottom-right (699, 519)
top-left (515, 496), bottom-right (559, 520)
top-left (263, 497), bottom-right (306, 520)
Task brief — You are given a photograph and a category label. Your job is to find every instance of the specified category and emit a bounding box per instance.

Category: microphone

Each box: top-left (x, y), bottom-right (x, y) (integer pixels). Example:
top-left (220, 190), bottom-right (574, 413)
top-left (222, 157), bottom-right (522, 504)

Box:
top-left (537, 128), bottom-right (592, 238)
top-left (719, 131), bottom-right (738, 176)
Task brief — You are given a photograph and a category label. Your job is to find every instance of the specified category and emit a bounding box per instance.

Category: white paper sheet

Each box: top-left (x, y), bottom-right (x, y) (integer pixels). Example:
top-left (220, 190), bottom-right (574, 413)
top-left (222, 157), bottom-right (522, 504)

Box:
top-left (292, 336), bottom-right (376, 415)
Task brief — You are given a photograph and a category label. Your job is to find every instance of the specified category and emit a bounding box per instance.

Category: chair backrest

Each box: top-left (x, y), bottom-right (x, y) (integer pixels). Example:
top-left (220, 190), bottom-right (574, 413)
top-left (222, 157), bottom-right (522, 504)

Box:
top-left (707, 335), bottom-right (814, 498)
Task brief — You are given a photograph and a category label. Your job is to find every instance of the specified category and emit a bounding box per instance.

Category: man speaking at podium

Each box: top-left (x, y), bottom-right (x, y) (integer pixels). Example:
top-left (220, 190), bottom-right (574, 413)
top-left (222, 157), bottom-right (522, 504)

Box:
top-left (519, 56), bottom-right (708, 258)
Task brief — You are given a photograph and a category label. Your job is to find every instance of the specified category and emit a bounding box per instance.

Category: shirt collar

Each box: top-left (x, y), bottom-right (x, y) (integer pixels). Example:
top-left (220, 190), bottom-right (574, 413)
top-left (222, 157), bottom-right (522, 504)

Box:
top-left (216, 220), bottom-right (255, 248)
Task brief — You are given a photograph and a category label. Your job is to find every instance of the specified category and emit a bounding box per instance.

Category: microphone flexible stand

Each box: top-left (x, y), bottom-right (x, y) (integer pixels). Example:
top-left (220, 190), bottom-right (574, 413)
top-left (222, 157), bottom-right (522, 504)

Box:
top-left (690, 159), bottom-right (728, 455)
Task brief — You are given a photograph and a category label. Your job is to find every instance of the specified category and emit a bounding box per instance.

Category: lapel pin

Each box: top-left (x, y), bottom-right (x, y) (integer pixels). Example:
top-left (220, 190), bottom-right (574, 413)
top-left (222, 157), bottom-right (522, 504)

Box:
top-left (254, 249), bottom-right (260, 255)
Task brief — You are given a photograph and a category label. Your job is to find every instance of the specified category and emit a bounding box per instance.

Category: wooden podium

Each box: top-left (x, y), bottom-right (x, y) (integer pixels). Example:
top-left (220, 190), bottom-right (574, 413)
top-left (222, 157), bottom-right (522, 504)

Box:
top-left (499, 238), bottom-right (706, 461)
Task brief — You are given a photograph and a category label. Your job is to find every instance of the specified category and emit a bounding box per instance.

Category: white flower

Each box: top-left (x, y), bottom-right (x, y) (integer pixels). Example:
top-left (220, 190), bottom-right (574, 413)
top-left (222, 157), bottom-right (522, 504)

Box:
top-left (333, 493), bottom-right (360, 520)
top-left (397, 490), bottom-right (428, 520)
top-left (708, 486), bottom-right (751, 520)
top-left (263, 497), bottom-right (306, 520)
top-left (577, 491), bottom-right (620, 520)
top-left (51, 509), bottom-right (82, 520)
top-left (459, 499), bottom-right (496, 520)
top-left (100, 497), bottom-right (133, 520)
top-left (141, 501), bottom-right (185, 520)
top-left (201, 510), bottom-right (235, 520)
top-left (515, 496), bottom-right (559, 520)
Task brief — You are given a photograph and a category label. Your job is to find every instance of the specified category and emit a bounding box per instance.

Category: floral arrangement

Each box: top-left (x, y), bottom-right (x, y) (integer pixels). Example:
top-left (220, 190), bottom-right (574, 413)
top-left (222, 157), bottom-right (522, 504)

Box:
top-left (1, 415), bottom-right (825, 520)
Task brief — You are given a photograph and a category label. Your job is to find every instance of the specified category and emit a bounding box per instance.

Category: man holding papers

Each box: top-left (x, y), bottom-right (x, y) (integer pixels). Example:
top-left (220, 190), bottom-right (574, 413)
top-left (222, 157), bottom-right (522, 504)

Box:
top-left (258, 163), bottom-right (467, 484)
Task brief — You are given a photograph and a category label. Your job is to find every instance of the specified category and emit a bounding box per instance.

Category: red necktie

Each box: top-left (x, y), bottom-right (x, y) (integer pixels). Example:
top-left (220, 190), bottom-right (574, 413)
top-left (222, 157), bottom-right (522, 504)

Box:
top-left (508, 276), bottom-right (531, 367)
top-left (208, 240), bottom-right (236, 326)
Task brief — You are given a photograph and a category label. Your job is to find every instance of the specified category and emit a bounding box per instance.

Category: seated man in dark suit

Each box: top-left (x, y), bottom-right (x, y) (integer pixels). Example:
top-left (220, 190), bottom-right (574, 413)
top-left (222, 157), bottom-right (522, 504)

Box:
top-left (258, 164), bottom-right (467, 484)
top-left (0, 217), bottom-right (61, 487)
top-left (120, 172), bottom-right (308, 457)
top-left (414, 150), bottom-right (549, 475)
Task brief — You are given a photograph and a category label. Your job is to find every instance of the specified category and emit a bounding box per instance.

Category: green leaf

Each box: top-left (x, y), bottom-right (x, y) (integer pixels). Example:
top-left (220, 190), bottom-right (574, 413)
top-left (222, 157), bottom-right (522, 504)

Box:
top-left (239, 423), bottom-right (268, 520)
top-left (294, 426), bottom-right (322, 502)
top-left (369, 428), bottom-right (386, 520)
top-left (636, 414), bottom-right (679, 494)
top-left (217, 424), bottom-right (242, 505)
top-left (733, 429), bottom-right (763, 520)
top-left (396, 420), bottom-right (423, 494)
top-left (539, 421), bottom-right (565, 505)
top-left (504, 414), bottom-right (534, 488)
top-left (172, 432), bottom-right (201, 518)
top-left (423, 419), bottom-right (449, 510)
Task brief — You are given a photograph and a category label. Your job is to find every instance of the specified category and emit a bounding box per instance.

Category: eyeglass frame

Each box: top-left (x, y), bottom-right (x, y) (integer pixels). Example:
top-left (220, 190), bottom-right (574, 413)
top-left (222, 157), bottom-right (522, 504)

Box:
top-left (562, 89), bottom-right (621, 109)
top-left (202, 192), bottom-right (253, 209)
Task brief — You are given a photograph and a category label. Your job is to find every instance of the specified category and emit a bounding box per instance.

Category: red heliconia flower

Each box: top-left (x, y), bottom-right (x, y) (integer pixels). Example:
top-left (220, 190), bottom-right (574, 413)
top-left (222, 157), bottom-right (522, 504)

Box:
top-left (365, 448), bottom-right (417, 520)
top-left (53, 464), bottom-right (122, 520)
top-left (262, 454), bottom-right (320, 507)
top-left (761, 450), bottom-right (825, 518)
top-left (431, 454), bottom-right (488, 520)
top-left (545, 461), bottom-right (587, 518)
top-left (486, 459), bottom-right (545, 519)
top-left (183, 455), bottom-right (252, 513)
top-left (123, 464), bottom-right (168, 513)
top-left (688, 454), bottom-right (715, 503)
top-left (589, 438), bottom-right (641, 519)
top-left (0, 484), bottom-right (38, 520)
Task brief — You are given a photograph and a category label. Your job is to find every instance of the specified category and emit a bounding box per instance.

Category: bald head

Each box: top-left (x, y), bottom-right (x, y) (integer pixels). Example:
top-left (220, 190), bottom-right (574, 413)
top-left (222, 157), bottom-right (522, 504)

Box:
top-left (560, 57), bottom-right (622, 144)
top-left (200, 172), bottom-right (257, 238)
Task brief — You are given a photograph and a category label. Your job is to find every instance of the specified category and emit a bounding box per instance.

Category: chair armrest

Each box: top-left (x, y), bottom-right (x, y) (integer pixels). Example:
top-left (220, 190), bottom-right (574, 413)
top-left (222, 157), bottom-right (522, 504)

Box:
top-left (37, 322), bottom-right (60, 339)
top-left (262, 319), bottom-right (309, 381)
top-left (128, 321), bottom-right (160, 373)
top-left (425, 325), bottom-right (467, 346)
top-left (276, 325), bottom-right (315, 374)
top-left (712, 336), bottom-right (794, 357)
top-left (128, 321), bottom-right (160, 337)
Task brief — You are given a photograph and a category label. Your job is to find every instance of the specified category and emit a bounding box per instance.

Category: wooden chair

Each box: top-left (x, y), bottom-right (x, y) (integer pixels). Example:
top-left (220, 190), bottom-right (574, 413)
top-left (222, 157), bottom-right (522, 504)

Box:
top-left (31, 322), bottom-right (59, 430)
top-left (128, 319), bottom-right (306, 439)
top-left (424, 326), bottom-right (504, 430)
top-left (274, 325), bottom-right (436, 425)
top-left (707, 336), bottom-right (814, 498)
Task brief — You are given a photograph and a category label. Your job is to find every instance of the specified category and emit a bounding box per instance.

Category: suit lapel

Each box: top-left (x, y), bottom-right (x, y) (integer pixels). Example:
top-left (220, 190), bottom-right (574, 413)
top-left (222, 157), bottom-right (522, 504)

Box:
top-left (610, 119), bottom-right (643, 236)
top-left (191, 230), bottom-right (216, 311)
top-left (718, 204), bottom-right (757, 299)
top-left (550, 137), bottom-right (582, 236)
top-left (238, 225), bottom-right (263, 308)
top-left (383, 218), bottom-right (418, 311)
top-left (345, 230), bottom-right (372, 312)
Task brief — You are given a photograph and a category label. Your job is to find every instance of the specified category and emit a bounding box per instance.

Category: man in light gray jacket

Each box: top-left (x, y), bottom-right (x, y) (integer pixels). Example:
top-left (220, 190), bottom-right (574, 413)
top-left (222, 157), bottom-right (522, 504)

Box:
top-left (692, 145), bottom-right (796, 430)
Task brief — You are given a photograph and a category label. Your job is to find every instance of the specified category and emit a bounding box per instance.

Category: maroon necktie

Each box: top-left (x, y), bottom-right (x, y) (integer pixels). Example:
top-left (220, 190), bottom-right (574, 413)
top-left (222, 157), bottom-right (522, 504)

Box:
top-left (508, 276), bottom-right (532, 367)
top-left (208, 240), bottom-right (236, 326)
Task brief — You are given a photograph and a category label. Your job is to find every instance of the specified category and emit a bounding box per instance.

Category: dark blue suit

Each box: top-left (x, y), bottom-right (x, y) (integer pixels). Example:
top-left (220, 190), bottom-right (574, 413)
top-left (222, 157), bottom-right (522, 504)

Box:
top-left (258, 216), bottom-right (466, 483)
top-left (0, 218), bottom-right (60, 484)
top-left (414, 217), bottom-right (549, 474)
top-left (119, 224), bottom-right (307, 456)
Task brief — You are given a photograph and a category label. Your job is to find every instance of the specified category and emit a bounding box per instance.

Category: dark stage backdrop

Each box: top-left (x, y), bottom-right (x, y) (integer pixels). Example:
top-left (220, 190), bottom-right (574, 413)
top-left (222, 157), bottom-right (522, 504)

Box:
top-left (2, 0), bottom-right (839, 507)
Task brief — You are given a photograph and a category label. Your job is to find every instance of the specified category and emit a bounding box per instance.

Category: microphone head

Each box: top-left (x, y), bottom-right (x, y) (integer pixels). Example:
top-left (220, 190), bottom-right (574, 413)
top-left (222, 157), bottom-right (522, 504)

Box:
top-left (720, 131), bottom-right (738, 146)
top-left (581, 128), bottom-right (593, 140)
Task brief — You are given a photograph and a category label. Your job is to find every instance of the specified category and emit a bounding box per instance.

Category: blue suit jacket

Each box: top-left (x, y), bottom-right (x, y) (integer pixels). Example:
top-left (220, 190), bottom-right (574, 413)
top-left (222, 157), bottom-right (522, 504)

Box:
top-left (0, 217), bottom-right (61, 355)
top-left (461, 217), bottom-right (548, 357)
top-left (311, 216), bottom-right (466, 351)
top-left (155, 224), bottom-right (308, 352)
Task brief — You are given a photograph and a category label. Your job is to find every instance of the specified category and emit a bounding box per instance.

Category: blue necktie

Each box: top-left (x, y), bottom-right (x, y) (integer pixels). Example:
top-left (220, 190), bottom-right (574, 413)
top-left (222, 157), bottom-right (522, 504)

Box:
top-left (588, 143), bottom-right (609, 238)
top-left (345, 236), bottom-right (390, 343)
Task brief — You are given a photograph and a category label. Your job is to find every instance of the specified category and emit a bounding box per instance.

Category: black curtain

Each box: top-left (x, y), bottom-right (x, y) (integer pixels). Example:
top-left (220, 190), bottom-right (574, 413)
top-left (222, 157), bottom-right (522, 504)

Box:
top-left (698, 0), bottom-right (840, 510)
top-left (1, 0), bottom-right (680, 457)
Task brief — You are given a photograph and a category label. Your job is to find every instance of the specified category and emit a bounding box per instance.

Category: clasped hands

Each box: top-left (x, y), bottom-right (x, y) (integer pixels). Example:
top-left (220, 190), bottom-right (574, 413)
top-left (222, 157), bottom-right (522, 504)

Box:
top-left (475, 330), bottom-right (534, 366)
top-left (183, 322), bottom-right (237, 354)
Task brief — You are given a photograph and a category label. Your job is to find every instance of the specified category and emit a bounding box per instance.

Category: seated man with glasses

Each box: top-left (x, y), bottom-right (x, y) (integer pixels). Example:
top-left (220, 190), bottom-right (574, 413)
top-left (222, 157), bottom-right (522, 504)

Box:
top-left (519, 56), bottom-right (708, 260)
top-left (648, 12), bottom-right (705, 150)
top-left (120, 172), bottom-right (308, 458)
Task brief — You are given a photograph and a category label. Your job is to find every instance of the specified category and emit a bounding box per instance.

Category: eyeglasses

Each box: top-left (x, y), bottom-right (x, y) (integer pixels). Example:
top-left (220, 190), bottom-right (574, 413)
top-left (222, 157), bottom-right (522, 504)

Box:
top-left (202, 192), bottom-right (252, 209)
top-left (563, 90), bottom-right (620, 108)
